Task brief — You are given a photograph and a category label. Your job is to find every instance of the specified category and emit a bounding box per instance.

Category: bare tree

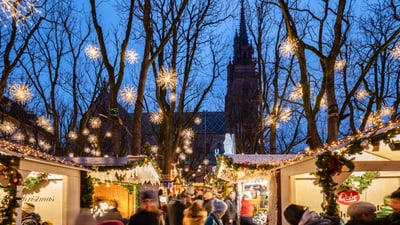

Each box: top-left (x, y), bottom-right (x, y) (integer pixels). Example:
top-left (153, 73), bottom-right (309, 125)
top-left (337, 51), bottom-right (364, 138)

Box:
top-left (0, 0), bottom-right (46, 100)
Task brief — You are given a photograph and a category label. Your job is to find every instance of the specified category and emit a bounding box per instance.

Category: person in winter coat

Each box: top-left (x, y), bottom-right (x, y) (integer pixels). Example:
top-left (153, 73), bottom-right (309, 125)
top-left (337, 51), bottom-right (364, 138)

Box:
top-left (283, 204), bottom-right (339, 225)
top-left (21, 202), bottom-right (41, 225)
top-left (222, 191), bottom-right (238, 225)
top-left (166, 194), bottom-right (186, 225)
top-left (204, 199), bottom-right (227, 225)
top-left (346, 201), bottom-right (378, 225)
top-left (128, 191), bottom-right (165, 225)
top-left (183, 200), bottom-right (207, 225)
top-left (378, 188), bottom-right (400, 225)
top-left (240, 192), bottom-right (256, 225)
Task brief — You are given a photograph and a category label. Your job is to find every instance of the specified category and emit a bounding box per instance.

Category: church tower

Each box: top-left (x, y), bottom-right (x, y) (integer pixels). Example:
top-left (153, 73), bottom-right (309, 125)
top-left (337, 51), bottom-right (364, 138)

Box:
top-left (225, 0), bottom-right (262, 154)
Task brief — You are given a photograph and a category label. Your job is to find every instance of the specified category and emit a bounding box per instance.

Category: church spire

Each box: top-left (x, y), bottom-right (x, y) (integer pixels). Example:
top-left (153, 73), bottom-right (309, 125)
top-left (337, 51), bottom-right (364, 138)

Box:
top-left (239, 0), bottom-right (249, 46)
top-left (233, 0), bottom-right (254, 64)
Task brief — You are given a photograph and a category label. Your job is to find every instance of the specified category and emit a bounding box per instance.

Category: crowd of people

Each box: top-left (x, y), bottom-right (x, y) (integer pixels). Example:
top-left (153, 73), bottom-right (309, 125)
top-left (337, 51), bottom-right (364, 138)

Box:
top-left (283, 187), bottom-right (400, 225)
top-left (20, 187), bottom-right (400, 225)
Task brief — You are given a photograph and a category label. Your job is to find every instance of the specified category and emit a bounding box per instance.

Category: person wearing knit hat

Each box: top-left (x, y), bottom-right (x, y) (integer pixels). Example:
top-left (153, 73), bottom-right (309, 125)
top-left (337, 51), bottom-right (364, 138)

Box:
top-left (21, 202), bottom-right (41, 225)
top-left (204, 199), bottom-right (227, 225)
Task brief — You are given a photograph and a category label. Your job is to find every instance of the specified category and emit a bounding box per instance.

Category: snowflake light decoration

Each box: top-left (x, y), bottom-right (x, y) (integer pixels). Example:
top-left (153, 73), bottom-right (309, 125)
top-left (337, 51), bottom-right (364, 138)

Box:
top-left (0, 0), bottom-right (41, 25)
top-left (85, 44), bottom-right (101, 60)
top-left (126, 50), bottom-right (139, 64)
top-left (390, 42), bottom-right (400, 60)
top-left (36, 116), bottom-right (53, 132)
top-left (194, 117), bottom-right (202, 125)
top-left (151, 145), bottom-right (158, 153)
top-left (356, 89), bottom-right (368, 100)
top-left (88, 134), bottom-right (98, 144)
top-left (264, 115), bottom-right (276, 127)
top-left (279, 108), bottom-right (292, 122)
top-left (82, 128), bottom-right (90, 136)
top-left (289, 84), bottom-right (302, 101)
top-left (119, 85), bottom-right (137, 105)
top-left (181, 128), bottom-right (195, 139)
top-left (334, 59), bottom-right (346, 71)
top-left (157, 67), bottom-right (178, 90)
top-left (8, 82), bottom-right (33, 103)
top-left (12, 132), bottom-right (24, 141)
top-left (89, 117), bottom-right (102, 129)
top-left (150, 111), bottom-right (163, 124)
top-left (279, 38), bottom-right (298, 58)
top-left (68, 131), bottom-right (78, 140)
top-left (105, 131), bottom-right (112, 138)
top-left (0, 121), bottom-right (16, 135)
top-left (169, 93), bottom-right (177, 102)
top-left (379, 106), bottom-right (393, 117)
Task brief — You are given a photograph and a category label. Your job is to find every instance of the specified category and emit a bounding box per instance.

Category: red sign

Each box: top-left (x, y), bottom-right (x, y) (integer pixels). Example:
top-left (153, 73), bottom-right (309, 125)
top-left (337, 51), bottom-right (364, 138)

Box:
top-left (337, 190), bottom-right (360, 205)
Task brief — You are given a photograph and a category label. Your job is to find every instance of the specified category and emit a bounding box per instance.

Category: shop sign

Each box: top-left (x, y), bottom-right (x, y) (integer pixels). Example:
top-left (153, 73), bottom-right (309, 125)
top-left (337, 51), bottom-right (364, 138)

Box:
top-left (337, 190), bottom-right (360, 205)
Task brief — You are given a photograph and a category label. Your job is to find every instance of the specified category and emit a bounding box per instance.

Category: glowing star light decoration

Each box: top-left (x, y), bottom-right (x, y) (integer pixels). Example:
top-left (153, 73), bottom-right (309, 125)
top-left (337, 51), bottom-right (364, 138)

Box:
top-left (119, 85), bottom-right (137, 105)
top-left (0, 0), bottom-right (41, 24)
top-left (8, 82), bottom-right (33, 103)
top-left (0, 121), bottom-right (16, 135)
top-left (169, 93), bottom-right (177, 102)
top-left (68, 131), bottom-right (78, 140)
top-left (181, 128), bottom-right (195, 139)
top-left (36, 116), bottom-right (53, 133)
top-left (356, 89), bottom-right (369, 100)
top-left (150, 111), bottom-right (163, 125)
top-left (85, 44), bottom-right (101, 60)
top-left (157, 67), bottom-right (178, 90)
top-left (289, 84), bottom-right (302, 101)
top-left (390, 42), bottom-right (400, 60)
top-left (279, 38), bottom-right (298, 58)
top-left (334, 59), bottom-right (346, 71)
top-left (89, 117), bottom-right (102, 129)
top-left (126, 50), bottom-right (139, 64)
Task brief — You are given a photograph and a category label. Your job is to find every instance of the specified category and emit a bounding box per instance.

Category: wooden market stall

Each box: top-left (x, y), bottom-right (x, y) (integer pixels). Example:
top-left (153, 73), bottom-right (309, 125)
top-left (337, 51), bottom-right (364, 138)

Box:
top-left (217, 154), bottom-right (297, 225)
top-left (69, 156), bottom-right (161, 221)
top-left (0, 139), bottom-right (89, 225)
top-left (278, 121), bottom-right (400, 225)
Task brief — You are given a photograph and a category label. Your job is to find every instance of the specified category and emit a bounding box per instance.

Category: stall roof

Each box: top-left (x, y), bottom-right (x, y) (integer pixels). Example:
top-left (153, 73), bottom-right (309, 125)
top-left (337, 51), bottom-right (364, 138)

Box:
top-left (0, 139), bottom-right (89, 171)
top-left (217, 121), bottom-right (400, 182)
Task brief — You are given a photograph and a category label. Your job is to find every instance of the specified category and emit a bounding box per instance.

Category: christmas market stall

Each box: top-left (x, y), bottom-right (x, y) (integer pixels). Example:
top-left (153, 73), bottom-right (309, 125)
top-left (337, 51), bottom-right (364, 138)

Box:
top-left (69, 155), bottom-right (161, 222)
top-left (0, 139), bottom-right (89, 225)
top-left (216, 154), bottom-right (297, 225)
top-left (277, 121), bottom-right (400, 225)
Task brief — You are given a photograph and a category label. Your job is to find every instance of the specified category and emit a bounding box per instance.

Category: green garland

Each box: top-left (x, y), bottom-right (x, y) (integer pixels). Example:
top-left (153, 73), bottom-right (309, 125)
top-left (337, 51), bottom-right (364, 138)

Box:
top-left (340, 171), bottom-right (377, 194)
top-left (23, 173), bottom-right (49, 194)
top-left (0, 154), bottom-right (21, 225)
top-left (313, 123), bottom-right (400, 218)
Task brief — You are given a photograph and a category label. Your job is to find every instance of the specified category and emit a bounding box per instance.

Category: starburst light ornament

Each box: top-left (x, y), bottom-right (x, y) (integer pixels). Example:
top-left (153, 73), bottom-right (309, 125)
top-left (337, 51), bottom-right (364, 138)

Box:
top-left (8, 82), bottom-right (33, 103)
top-left (279, 38), bottom-right (298, 58)
top-left (126, 50), bottom-right (139, 64)
top-left (0, 121), bottom-right (16, 135)
top-left (169, 93), bottom-right (177, 102)
top-left (279, 108), bottom-right (292, 122)
top-left (194, 117), bottom-right (202, 125)
top-left (334, 59), bottom-right (346, 71)
top-left (356, 89), bottom-right (368, 100)
top-left (105, 131), bottom-right (112, 138)
top-left (89, 117), bottom-right (102, 129)
top-left (36, 116), bottom-right (53, 132)
top-left (157, 67), bottom-right (178, 90)
top-left (150, 111), bottom-right (163, 124)
top-left (12, 132), bottom-right (25, 141)
top-left (181, 128), bottom-right (195, 139)
top-left (289, 84), bottom-right (302, 101)
top-left (390, 42), bottom-right (400, 60)
top-left (0, 0), bottom-right (41, 24)
top-left (85, 44), bottom-right (101, 60)
top-left (68, 131), bottom-right (78, 140)
top-left (119, 85), bottom-right (137, 105)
